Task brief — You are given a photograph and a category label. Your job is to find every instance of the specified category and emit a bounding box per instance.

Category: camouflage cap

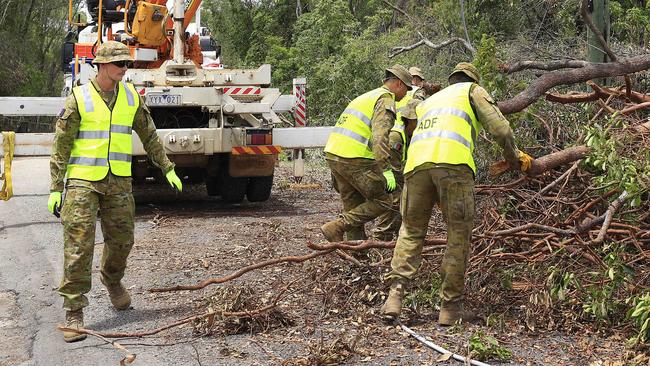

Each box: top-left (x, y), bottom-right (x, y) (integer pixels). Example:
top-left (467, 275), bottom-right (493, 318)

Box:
top-left (401, 99), bottom-right (421, 120)
top-left (385, 64), bottom-right (412, 88)
top-left (408, 66), bottom-right (425, 80)
top-left (93, 41), bottom-right (133, 64)
top-left (449, 62), bottom-right (480, 83)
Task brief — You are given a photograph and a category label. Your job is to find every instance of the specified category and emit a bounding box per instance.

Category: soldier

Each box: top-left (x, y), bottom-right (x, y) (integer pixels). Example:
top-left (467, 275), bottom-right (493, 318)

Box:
top-left (321, 65), bottom-right (412, 242)
top-left (47, 41), bottom-right (183, 342)
top-left (380, 62), bottom-right (533, 325)
top-left (373, 99), bottom-right (421, 241)
top-left (408, 66), bottom-right (428, 101)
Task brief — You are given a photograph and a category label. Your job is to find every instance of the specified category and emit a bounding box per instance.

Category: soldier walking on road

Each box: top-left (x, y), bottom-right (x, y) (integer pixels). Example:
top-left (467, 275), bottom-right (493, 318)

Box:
top-left (321, 65), bottom-right (412, 242)
top-left (47, 41), bottom-right (183, 342)
top-left (380, 62), bottom-right (533, 325)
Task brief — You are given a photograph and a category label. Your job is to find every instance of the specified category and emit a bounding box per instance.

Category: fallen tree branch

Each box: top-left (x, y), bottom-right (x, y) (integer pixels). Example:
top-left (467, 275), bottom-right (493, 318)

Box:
top-left (500, 59), bottom-right (589, 74)
top-left (56, 327), bottom-right (136, 364)
top-left (619, 101), bottom-right (650, 115)
top-left (150, 250), bottom-right (332, 292)
top-left (594, 190), bottom-right (630, 244)
top-left (306, 238), bottom-right (447, 251)
top-left (70, 283), bottom-right (293, 338)
top-left (497, 55), bottom-right (650, 115)
top-left (539, 161), bottom-right (580, 196)
top-left (527, 145), bottom-right (591, 176)
top-left (487, 223), bottom-right (576, 237)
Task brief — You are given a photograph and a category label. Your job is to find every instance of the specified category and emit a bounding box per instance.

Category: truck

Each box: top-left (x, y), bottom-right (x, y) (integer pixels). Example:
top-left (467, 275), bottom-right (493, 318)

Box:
top-left (0, 0), bottom-right (333, 203)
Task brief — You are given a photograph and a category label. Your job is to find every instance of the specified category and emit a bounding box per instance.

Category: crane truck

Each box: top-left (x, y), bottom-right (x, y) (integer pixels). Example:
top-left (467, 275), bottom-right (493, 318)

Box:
top-left (0, 0), bottom-right (333, 203)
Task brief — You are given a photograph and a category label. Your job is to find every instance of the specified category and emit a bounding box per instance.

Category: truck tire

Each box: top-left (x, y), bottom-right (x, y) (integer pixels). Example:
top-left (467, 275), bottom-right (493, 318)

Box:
top-left (246, 176), bottom-right (273, 202)
top-left (220, 171), bottom-right (247, 203)
top-left (205, 176), bottom-right (219, 196)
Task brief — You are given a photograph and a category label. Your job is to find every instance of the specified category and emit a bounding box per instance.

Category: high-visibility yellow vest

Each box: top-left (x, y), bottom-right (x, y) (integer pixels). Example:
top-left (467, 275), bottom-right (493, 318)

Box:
top-left (391, 92), bottom-right (413, 162)
top-left (324, 87), bottom-right (394, 159)
top-left (67, 81), bottom-right (139, 181)
top-left (404, 82), bottom-right (482, 175)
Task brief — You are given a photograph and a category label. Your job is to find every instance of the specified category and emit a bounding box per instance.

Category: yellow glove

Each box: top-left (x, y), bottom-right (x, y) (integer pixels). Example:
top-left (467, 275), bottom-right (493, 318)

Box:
top-left (518, 151), bottom-right (533, 172)
top-left (165, 169), bottom-right (183, 192)
top-left (48, 191), bottom-right (62, 217)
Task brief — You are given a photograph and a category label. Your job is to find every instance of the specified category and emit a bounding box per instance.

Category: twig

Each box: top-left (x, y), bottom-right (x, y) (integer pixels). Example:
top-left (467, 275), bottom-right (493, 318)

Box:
top-left (594, 190), bottom-right (629, 244)
top-left (150, 250), bottom-right (331, 292)
top-left (307, 238), bottom-right (447, 251)
top-left (539, 162), bottom-right (579, 196)
top-left (56, 327), bottom-right (136, 364)
top-left (487, 223), bottom-right (575, 237)
top-left (66, 284), bottom-right (293, 338)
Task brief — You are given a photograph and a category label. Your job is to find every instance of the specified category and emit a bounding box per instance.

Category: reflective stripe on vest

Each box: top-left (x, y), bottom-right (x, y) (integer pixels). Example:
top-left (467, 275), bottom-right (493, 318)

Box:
top-left (392, 93), bottom-right (413, 162)
top-left (404, 82), bottom-right (482, 175)
top-left (324, 87), bottom-right (394, 159)
top-left (67, 81), bottom-right (139, 181)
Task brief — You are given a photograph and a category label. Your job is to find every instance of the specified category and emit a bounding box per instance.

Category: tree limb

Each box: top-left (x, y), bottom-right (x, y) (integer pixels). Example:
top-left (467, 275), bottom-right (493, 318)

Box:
top-left (527, 145), bottom-right (591, 176)
top-left (500, 59), bottom-right (590, 74)
top-left (389, 36), bottom-right (475, 58)
top-left (497, 55), bottom-right (650, 115)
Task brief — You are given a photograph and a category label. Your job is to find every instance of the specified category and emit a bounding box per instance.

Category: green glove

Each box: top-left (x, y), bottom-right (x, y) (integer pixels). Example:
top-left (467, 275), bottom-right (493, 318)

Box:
top-left (48, 191), bottom-right (62, 218)
top-left (382, 170), bottom-right (396, 192)
top-left (165, 169), bottom-right (183, 192)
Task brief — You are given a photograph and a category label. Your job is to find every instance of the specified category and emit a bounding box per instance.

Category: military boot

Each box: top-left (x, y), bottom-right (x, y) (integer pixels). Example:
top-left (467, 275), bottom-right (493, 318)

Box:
top-left (63, 309), bottom-right (87, 343)
top-left (320, 218), bottom-right (348, 242)
top-left (104, 282), bottom-right (132, 310)
top-left (380, 282), bottom-right (405, 320)
top-left (438, 301), bottom-right (476, 326)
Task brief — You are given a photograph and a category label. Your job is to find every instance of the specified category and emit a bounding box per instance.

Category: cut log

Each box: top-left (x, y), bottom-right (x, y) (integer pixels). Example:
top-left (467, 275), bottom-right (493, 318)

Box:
top-left (527, 145), bottom-right (591, 176)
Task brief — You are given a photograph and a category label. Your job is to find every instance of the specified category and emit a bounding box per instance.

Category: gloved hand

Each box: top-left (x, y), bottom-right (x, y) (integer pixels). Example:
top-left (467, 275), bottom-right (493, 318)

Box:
top-left (48, 191), bottom-right (62, 218)
top-left (165, 169), bottom-right (183, 192)
top-left (383, 170), bottom-right (396, 192)
top-left (518, 151), bottom-right (533, 173)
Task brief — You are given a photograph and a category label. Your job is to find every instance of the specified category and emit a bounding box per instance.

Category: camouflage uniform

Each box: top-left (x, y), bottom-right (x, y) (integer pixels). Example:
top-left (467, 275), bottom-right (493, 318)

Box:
top-left (51, 78), bottom-right (174, 311)
top-left (373, 99), bottom-right (420, 241)
top-left (326, 89), bottom-right (396, 239)
top-left (386, 80), bottom-right (520, 306)
top-left (411, 86), bottom-right (428, 101)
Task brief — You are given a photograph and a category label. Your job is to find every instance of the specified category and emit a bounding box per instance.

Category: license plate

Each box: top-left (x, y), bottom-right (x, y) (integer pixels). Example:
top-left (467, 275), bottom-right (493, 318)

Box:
top-left (146, 93), bottom-right (182, 106)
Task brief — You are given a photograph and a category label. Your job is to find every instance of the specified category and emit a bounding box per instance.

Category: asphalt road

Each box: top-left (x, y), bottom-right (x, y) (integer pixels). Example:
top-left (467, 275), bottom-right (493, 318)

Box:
top-left (0, 158), bottom-right (204, 366)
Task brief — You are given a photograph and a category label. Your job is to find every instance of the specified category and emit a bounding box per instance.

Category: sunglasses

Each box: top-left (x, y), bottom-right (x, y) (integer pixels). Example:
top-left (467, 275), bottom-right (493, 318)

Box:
top-left (110, 61), bottom-right (133, 68)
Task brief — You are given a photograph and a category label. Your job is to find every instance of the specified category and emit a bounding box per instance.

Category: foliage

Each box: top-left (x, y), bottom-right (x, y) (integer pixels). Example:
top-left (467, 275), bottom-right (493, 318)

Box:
top-left (581, 244), bottom-right (633, 324)
top-left (468, 330), bottom-right (512, 362)
top-left (626, 293), bottom-right (650, 346)
top-left (404, 272), bottom-right (441, 311)
top-left (584, 117), bottom-right (650, 205)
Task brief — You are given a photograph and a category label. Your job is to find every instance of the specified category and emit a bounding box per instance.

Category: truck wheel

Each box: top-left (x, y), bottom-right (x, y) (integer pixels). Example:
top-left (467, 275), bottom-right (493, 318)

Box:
top-left (246, 176), bottom-right (273, 202)
top-left (220, 172), bottom-right (247, 203)
top-left (205, 176), bottom-right (219, 196)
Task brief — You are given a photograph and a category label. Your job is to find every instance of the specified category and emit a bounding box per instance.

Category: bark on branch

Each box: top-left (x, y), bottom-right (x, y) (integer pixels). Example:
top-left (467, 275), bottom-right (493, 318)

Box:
top-left (500, 60), bottom-right (590, 74)
top-left (497, 55), bottom-right (650, 115)
top-left (527, 145), bottom-right (591, 176)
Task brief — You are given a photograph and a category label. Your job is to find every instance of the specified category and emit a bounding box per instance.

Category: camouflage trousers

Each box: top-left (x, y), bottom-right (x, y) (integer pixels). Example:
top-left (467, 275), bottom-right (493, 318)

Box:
top-left (373, 173), bottom-right (403, 241)
top-left (328, 159), bottom-right (394, 239)
top-left (386, 165), bottom-right (475, 304)
top-left (58, 186), bottom-right (135, 311)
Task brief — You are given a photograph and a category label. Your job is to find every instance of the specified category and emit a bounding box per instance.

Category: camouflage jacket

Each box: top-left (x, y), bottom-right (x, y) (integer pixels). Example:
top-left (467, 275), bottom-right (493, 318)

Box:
top-left (50, 79), bottom-right (174, 193)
